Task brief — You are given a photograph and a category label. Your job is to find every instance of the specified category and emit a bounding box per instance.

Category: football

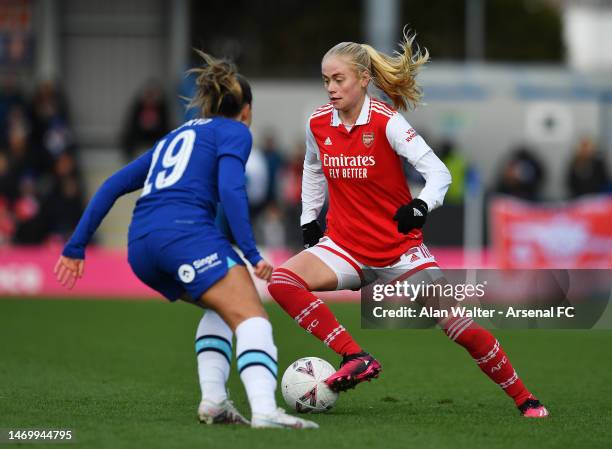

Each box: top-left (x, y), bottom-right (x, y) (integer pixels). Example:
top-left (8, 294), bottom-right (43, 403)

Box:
top-left (281, 357), bottom-right (339, 413)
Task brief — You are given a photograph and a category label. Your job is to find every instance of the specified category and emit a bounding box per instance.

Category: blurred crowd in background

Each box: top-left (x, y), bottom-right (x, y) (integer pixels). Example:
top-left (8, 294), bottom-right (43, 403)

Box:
top-left (0, 77), bottom-right (84, 246)
top-left (1, 76), bottom-right (610, 250)
top-left (1, 0), bottom-right (611, 251)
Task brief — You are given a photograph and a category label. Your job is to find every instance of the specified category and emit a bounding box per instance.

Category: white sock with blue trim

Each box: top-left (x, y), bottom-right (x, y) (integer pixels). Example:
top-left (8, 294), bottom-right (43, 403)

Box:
top-left (235, 317), bottom-right (278, 416)
top-left (195, 310), bottom-right (233, 404)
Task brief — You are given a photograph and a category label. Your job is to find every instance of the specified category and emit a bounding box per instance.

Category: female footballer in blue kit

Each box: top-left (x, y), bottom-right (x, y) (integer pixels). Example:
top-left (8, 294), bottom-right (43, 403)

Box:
top-left (54, 51), bottom-right (317, 429)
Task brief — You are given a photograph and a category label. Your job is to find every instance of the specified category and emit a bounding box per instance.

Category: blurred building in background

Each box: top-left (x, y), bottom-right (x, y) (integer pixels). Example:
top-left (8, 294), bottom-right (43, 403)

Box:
top-left (0, 0), bottom-right (610, 257)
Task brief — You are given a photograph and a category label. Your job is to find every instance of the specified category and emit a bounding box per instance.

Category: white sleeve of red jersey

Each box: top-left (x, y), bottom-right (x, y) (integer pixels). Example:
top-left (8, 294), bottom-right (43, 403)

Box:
top-left (412, 150), bottom-right (452, 211)
top-left (386, 113), bottom-right (452, 211)
top-left (385, 113), bottom-right (431, 165)
top-left (300, 122), bottom-right (327, 226)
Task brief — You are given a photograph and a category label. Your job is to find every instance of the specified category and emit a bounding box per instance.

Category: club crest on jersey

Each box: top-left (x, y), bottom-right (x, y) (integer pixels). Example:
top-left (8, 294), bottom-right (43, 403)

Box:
top-left (362, 131), bottom-right (375, 147)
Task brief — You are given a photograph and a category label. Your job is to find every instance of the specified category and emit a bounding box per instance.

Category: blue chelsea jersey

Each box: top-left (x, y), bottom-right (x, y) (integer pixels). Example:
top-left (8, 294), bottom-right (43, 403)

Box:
top-left (128, 117), bottom-right (252, 241)
top-left (63, 116), bottom-right (259, 264)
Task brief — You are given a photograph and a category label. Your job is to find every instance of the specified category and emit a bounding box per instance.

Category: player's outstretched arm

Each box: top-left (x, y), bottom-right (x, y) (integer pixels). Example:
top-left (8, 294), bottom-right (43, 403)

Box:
top-left (57, 151), bottom-right (153, 287)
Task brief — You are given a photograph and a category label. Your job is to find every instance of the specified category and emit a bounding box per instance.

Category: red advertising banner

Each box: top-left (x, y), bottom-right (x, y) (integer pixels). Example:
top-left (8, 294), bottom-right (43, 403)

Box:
top-left (491, 195), bottom-right (612, 268)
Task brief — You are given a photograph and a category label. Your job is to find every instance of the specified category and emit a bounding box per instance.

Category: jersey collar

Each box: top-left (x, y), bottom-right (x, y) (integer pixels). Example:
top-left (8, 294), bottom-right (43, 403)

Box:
top-left (331, 95), bottom-right (371, 128)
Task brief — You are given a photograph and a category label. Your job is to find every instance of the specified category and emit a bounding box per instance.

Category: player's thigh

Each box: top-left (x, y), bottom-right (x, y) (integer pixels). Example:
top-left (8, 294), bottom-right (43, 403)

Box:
top-left (128, 236), bottom-right (183, 301)
top-left (375, 243), bottom-right (451, 326)
top-left (281, 237), bottom-right (363, 291)
top-left (195, 264), bottom-right (267, 330)
top-left (280, 251), bottom-right (337, 291)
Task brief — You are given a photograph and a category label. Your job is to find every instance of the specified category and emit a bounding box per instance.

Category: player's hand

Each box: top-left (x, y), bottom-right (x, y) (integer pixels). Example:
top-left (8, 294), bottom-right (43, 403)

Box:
top-left (302, 220), bottom-right (323, 249)
top-left (393, 198), bottom-right (428, 234)
top-left (253, 259), bottom-right (273, 282)
top-left (54, 255), bottom-right (85, 289)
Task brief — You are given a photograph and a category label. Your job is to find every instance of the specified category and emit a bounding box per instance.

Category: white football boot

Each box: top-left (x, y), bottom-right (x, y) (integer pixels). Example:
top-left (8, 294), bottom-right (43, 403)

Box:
top-left (251, 407), bottom-right (319, 429)
top-left (198, 399), bottom-right (250, 425)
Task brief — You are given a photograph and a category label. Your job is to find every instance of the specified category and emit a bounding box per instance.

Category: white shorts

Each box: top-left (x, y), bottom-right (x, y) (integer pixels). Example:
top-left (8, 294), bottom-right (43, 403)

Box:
top-left (305, 236), bottom-right (442, 290)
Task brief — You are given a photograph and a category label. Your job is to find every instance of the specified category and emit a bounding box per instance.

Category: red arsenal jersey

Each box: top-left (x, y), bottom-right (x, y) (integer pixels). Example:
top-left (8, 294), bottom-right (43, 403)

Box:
top-left (304, 95), bottom-right (432, 267)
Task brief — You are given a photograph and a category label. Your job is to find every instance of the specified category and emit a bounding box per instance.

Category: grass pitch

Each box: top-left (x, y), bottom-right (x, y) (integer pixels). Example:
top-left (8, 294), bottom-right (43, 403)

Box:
top-left (1, 298), bottom-right (611, 449)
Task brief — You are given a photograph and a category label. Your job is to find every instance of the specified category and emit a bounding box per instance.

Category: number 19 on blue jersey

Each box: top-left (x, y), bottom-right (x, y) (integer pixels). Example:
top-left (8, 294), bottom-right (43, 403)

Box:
top-left (142, 129), bottom-right (196, 197)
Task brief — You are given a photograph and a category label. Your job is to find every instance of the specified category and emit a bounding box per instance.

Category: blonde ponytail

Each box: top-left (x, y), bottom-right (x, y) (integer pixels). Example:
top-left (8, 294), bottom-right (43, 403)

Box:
top-left (324, 29), bottom-right (429, 111)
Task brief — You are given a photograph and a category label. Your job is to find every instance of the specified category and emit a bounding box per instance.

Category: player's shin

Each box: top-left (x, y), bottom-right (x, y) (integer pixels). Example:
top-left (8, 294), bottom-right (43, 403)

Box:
top-left (443, 317), bottom-right (533, 406)
top-left (195, 310), bottom-right (233, 403)
top-left (268, 268), bottom-right (362, 356)
top-left (235, 317), bottom-right (278, 416)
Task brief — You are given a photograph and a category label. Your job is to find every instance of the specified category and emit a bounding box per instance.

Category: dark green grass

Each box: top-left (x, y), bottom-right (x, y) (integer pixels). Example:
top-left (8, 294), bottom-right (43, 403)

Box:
top-left (1, 298), bottom-right (611, 449)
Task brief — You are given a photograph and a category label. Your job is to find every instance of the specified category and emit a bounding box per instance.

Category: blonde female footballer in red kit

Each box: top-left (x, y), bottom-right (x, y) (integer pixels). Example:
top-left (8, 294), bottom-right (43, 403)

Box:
top-left (268, 30), bottom-right (548, 418)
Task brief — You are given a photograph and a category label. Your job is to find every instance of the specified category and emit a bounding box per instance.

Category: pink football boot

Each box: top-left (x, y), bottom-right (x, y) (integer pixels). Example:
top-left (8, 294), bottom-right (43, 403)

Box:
top-left (325, 351), bottom-right (382, 392)
top-left (519, 398), bottom-right (550, 418)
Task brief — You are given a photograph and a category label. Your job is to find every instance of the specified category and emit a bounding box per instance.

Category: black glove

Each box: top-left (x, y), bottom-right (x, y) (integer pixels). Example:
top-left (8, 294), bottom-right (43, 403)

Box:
top-left (302, 220), bottom-right (323, 248)
top-left (393, 198), bottom-right (428, 234)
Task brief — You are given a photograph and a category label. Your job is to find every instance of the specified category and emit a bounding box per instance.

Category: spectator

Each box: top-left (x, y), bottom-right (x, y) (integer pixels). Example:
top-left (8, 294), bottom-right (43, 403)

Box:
top-left (245, 146), bottom-right (269, 221)
top-left (0, 152), bottom-right (10, 191)
top-left (53, 151), bottom-right (81, 181)
top-left (437, 139), bottom-right (467, 205)
top-left (0, 197), bottom-right (15, 244)
top-left (566, 137), bottom-right (610, 198)
top-left (0, 75), bottom-right (26, 134)
top-left (121, 80), bottom-right (170, 161)
top-left (13, 175), bottom-right (47, 244)
top-left (41, 152), bottom-right (85, 240)
top-left (0, 150), bottom-right (19, 202)
top-left (5, 105), bottom-right (33, 185)
top-left (495, 145), bottom-right (545, 201)
top-left (0, 79), bottom-right (84, 247)
top-left (260, 130), bottom-right (285, 205)
top-left (43, 175), bottom-right (84, 241)
top-left (29, 80), bottom-right (74, 173)
top-left (281, 140), bottom-right (307, 249)
top-left (256, 202), bottom-right (287, 249)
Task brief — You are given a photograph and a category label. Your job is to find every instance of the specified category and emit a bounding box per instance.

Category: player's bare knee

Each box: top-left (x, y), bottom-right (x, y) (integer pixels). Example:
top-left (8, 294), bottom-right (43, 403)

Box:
top-left (224, 307), bottom-right (268, 330)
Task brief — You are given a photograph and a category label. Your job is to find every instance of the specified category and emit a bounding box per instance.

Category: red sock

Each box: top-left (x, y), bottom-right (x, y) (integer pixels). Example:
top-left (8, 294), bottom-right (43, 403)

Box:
top-left (268, 268), bottom-right (362, 356)
top-left (444, 317), bottom-right (532, 406)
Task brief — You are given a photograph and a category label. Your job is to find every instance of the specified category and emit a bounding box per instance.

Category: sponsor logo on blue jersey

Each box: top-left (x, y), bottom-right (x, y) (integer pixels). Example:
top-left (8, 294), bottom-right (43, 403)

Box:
top-left (193, 253), bottom-right (219, 269)
top-left (178, 264), bottom-right (196, 283)
top-left (193, 252), bottom-right (222, 274)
